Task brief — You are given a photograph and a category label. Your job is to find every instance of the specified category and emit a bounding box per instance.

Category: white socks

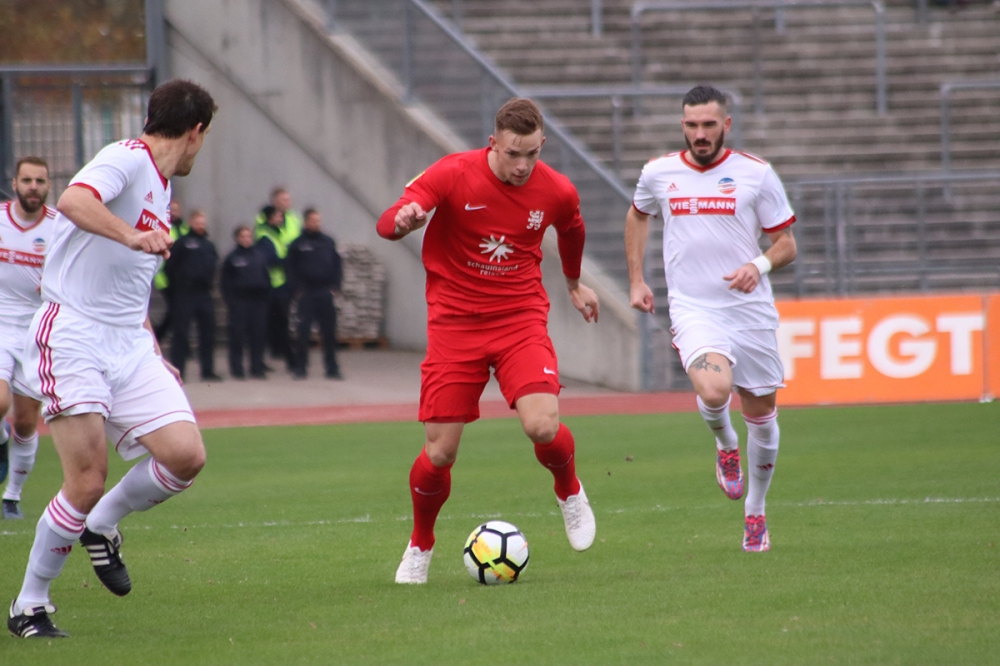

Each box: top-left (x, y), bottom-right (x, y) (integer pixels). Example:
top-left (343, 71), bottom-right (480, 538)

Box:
top-left (697, 395), bottom-right (739, 451)
top-left (744, 409), bottom-right (780, 517)
top-left (3, 431), bottom-right (39, 501)
top-left (86, 457), bottom-right (192, 536)
top-left (15, 492), bottom-right (86, 611)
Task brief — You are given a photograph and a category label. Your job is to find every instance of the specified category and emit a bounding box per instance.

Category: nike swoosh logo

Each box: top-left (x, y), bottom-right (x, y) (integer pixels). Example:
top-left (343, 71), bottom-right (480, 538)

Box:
top-left (543, 367), bottom-right (556, 375)
top-left (465, 204), bottom-right (487, 211)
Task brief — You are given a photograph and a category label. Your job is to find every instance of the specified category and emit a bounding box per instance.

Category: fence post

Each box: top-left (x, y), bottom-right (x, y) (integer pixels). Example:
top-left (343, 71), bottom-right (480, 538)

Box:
top-left (452, 0), bottom-right (463, 25)
top-left (874, 1), bottom-right (887, 115)
top-left (402, 2), bottom-right (415, 102)
top-left (592, 0), bottom-right (603, 37)
top-left (0, 74), bottom-right (13, 189)
top-left (835, 183), bottom-right (848, 295)
top-left (144, 0), bottom-right (168, 85)
top-left (916, 183), bottom-right (928, 291)
top-left (630, 7), bottom-right (643, 115)
top-left (611, 94), bottom-right (623, 179)
top-left (324, 0), bottom-right (337, 32)
top-left (751, 6), bottom-right (764, 115)
top-left (791, 185), bottom-right (804, 297)
top-left (72, 82), bottom-right (85, 171)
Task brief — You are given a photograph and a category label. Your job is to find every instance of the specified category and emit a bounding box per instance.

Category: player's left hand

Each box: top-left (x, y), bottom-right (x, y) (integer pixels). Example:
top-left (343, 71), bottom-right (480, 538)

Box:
top-left (724, 264), bottom-right (762, 294)
top-left (568, 282), bottom-right (600, 323)
top-left (162, 358), bottom-right (184, 385)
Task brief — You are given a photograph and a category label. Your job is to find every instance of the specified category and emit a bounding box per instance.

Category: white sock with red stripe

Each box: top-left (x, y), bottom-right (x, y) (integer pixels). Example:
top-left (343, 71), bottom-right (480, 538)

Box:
top-left (697, 395), bottom-right (739, 451)
top-left (14, 492), bottom-right (86, 612)
top-left (744, 409), bottom-right (780, 516)
top-left (86, 457), bottom-right (193, 536)
top-left (3, 431), bottom-right (39, 501)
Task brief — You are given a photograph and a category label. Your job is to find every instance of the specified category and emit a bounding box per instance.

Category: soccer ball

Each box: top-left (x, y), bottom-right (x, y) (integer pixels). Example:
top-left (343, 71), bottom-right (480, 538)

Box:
top-left (463, 520), bottom-right (529, 585)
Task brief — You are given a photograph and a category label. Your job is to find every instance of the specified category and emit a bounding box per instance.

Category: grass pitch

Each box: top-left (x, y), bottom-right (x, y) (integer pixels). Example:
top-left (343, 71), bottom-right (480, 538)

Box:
top-left (1, 402), bottom-right (998, 664)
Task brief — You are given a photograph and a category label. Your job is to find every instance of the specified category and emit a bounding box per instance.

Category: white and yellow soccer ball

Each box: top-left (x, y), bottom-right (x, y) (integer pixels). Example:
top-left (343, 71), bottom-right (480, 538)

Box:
top-left (463, 520), bottom-right (529, 585)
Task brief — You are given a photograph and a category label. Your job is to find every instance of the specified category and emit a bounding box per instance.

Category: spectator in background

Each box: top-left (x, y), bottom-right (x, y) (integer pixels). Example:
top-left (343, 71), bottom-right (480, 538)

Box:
top-left (287, 208), bottom-right (343, 380)
top-left (221, 225), bottom-right (270, 379)
top-left (153, 200), bottom-right (189, 341)
top-left (255, 204), bottom-right (296, 372)
top-left (255, 187), bottom-right (303, 238)
top-left (166, 210), bottom-right (220, 382)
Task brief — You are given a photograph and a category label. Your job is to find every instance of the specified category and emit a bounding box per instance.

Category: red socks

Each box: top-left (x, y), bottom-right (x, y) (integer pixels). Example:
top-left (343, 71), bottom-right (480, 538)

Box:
top-left (533, 423), bottom-right (581, 501)
top-left (408, 449), bottom-right (453, 551)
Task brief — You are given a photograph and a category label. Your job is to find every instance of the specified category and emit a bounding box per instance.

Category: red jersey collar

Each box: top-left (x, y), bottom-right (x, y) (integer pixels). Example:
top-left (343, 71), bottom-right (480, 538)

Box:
top-left (680, 148), bottom-right (732, 173)
top-left (5, 200), bottom-right (49, 232)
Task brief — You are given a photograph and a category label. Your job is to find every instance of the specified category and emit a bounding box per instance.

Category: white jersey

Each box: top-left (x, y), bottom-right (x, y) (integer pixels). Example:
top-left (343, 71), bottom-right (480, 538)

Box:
top-left (42, 139), bottom-right (171, 327)
top-left (632, 149), bottom-right (795, 329)
top-left (0, 201), bottom-right (56, 326)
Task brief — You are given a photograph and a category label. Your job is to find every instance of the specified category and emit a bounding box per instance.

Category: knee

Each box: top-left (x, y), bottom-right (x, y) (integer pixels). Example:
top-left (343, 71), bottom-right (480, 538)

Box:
top-left (522, 414), bottom-right (560, 444)
top-left (163, 436), bottom-right (207, 481)
top-left (67, 472), bottom-right (108, 513)
top-left (698, 386), bottom-right (731, 409)
top-left (12, 412), bottom-right (38, 439)
top-left (425, 448), bottom-right (456, 467)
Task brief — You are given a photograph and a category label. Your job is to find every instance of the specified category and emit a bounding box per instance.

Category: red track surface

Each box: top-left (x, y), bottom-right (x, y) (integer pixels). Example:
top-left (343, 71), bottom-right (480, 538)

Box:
top-left (194, 392), bottom-right (714, 429)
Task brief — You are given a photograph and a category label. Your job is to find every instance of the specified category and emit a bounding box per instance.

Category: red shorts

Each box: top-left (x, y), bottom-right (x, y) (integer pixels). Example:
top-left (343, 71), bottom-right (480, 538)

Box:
top-left (419, 315), bottom-right (561, 423)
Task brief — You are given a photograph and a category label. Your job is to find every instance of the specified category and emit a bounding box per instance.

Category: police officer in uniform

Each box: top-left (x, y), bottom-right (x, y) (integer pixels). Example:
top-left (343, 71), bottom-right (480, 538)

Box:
top-left (221, 225), bottom-right (271, 378)
top-left (256, 202), bottom-right (300, 372)
top-left (166, 210), bottom-right (220, 381)
top-left (287, 208), bottom-right (343, 379)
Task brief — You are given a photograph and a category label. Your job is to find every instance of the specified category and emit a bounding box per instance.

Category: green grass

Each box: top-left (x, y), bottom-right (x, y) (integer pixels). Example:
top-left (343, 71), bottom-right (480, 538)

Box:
top-left (1, 403), bottom-right (998, 664)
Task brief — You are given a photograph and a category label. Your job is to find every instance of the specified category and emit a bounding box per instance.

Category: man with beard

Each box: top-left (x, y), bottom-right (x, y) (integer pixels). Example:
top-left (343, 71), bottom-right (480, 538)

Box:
top-left (0, 157), bottom-right (55, 521)
top-left (624, 85), bottom-right (797, 552)
top-left (8, 79), bottom-right (215, 639)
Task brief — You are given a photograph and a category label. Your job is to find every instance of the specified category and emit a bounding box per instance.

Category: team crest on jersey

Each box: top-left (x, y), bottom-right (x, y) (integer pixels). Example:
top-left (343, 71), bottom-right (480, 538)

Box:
top-left (668, 197), bottom-right (737, 216)
top-left (718, 178), bottom-right (736, 195)
top-left (32, 238), bottom-right (46, 253)
top-left (479, 234), bottom-right (514, 263)
top-left (527, 210), bottom-right (544, 230)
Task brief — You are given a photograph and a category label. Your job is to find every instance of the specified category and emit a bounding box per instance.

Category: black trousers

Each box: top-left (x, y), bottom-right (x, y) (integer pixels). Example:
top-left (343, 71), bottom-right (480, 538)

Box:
top-left (266, 287), bottom-right (293, 368)
top-left (170, 289), bottom-right (217, 378)
top-left (227, 296), bottom-right (268, 377)
top-left (294, 287), bottom-right (339, 376)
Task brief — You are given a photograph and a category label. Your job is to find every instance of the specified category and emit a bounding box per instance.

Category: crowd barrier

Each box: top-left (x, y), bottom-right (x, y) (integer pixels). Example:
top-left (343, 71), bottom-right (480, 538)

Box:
top-left (775, 293), bottom-right (998, 405)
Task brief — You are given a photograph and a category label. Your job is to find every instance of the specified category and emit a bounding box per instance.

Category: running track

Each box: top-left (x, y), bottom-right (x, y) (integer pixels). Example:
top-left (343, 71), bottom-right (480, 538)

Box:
top-left (193, 392), bottom-right (720, 429)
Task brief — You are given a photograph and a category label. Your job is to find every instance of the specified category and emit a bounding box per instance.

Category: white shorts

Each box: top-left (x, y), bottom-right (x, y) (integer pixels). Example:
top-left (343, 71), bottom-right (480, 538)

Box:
top-left (670, 311), bottom-right (785, 397)
top-left (0, 320), bottom-right (40, 399)
top-left (24, 302), bottom-right (196, 460)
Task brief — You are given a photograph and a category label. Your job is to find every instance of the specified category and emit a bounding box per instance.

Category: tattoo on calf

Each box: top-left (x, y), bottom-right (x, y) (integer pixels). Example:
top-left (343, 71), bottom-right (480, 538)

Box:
top-left (691, 354), bottom-right (722, 373)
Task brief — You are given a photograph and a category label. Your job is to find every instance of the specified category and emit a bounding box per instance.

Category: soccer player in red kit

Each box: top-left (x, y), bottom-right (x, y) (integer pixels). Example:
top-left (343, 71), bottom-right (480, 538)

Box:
top-left (377, 98), bottom-right (600, 584)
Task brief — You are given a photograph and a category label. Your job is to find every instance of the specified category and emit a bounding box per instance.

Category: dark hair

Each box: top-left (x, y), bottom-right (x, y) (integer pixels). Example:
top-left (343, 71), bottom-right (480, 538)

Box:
top-left (14, 156), bottom-right (49, 177)
top-left (143, 79), bottom-right (217, 139)
top-left (261, 205), bottom-right (278, 220)
top-left (302, 207), bottom-right (319, 221)
top-left (495, 98), bottom-right (544, 136)
top-left (233, 224), bottom-right (251, 240)
top-left (682, 85), bottom-right (728, 110)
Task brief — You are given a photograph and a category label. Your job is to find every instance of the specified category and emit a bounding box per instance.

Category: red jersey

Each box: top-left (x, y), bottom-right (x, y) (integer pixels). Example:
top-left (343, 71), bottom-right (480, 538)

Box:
top-left (377, 147), bottom-right (586, 322)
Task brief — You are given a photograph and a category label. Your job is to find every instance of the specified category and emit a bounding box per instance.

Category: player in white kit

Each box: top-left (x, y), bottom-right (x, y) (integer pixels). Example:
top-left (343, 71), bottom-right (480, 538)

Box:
top-left (0, 157), bottom-right (55, 521)
top-left (625, 86), bottom-right (797, 552)
top-left (8, 79), bottom-right (217, 639)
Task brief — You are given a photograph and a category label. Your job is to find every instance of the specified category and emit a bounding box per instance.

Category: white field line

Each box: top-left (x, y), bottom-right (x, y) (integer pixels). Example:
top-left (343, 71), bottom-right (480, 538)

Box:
top-left (1, 497), bottom-right (996, 538)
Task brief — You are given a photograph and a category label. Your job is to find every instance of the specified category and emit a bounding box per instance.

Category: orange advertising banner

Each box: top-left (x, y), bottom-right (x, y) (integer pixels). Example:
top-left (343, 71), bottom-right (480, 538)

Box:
top-left (775, 294), bottom-right (995, 405)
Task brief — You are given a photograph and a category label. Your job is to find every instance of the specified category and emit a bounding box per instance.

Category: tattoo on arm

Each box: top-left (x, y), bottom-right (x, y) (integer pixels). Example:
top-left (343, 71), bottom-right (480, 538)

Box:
top-left (690, 354), bottom-right (723, 373)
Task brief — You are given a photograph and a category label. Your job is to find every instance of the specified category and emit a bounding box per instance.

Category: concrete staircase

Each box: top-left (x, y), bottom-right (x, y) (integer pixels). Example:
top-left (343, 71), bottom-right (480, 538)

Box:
top-left (435, 0), bottom-right (999, 180)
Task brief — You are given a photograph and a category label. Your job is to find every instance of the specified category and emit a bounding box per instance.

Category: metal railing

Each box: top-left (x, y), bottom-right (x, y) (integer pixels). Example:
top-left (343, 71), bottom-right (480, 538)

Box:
top-left (940, 79), bottom-right (1000, 174)
top-left (0, 0), bottom-right (165, 196)
top-left (0, 66), bottom-right (154, 199)
top-left (442, 0), bottom-right (606, 37)
top-left (520, 85), bottom-right (744, 178)
top-left (630, 0), bottom-right (887, 116)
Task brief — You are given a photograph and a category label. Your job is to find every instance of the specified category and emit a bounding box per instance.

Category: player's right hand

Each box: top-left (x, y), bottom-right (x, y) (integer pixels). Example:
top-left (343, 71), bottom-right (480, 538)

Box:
top-left (629, 282), bottom-right (655, 314)
top-left (129, 229), bottom-right (174, 258)
top-left (393, 202), bottom-right (428, 237)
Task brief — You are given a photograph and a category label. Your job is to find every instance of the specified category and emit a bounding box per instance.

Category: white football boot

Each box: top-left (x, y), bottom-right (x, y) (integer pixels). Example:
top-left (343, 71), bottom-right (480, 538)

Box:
top-left (558, 483), bottom-right (596, 551)
top-left (395, 542), bottom-right (433, 584)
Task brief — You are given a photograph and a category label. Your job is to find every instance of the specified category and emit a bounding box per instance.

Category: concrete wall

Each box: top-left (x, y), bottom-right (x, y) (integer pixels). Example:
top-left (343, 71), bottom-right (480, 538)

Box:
top-left (165, 0), bottom-right (640, 390)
